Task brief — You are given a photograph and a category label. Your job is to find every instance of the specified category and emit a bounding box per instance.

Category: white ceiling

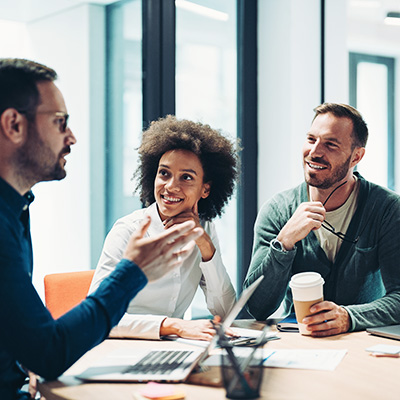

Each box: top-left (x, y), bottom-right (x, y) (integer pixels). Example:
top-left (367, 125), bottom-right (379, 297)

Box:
top-left (348, 0), bottom-right (400, 23)
top-left (0, 0), bottom-right (120, 23)
top-left (2, 0), bottom-right (400, 26)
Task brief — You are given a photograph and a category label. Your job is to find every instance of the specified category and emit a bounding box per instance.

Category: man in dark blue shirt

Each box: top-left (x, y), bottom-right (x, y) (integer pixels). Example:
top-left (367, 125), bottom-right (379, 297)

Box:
top-left (0, 58), bottom-right (203, 400)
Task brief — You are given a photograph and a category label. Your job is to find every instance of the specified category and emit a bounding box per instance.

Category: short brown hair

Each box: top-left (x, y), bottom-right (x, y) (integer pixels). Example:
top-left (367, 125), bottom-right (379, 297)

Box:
top-left (0, 58), bottom-right (57, 116)
top-left (313, 103), bottom-right (368, 148)
top-left (135, 115), bottom-right (239, 221)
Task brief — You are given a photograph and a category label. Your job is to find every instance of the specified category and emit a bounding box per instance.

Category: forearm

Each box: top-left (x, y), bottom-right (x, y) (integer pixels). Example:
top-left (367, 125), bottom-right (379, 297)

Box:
top-left (195, 231), bottom-right (216, 262)
top-left (245, 244), bottom-right (296, 320)
top-left (109, 312), bottom-right (167, 340)
top-left (3, 259), bottom-right (147, 381)
top-left (344, 291), bottom-right (400, 331)
top-left (160, 318), bottom-right (183, 336)
top-left (200, 249), bottom-right (236, 318)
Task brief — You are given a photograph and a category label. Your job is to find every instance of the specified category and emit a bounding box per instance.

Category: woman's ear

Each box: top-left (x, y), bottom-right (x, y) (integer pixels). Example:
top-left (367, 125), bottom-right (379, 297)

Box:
top-left (201, 182), bottom-right (211, 199)
top-left (0, 109), bottom-right (26, 144)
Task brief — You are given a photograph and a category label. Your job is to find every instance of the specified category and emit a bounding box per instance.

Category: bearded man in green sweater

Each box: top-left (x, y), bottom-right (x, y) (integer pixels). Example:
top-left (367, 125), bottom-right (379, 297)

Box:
top-left (244, 103), bottom-right (400, 337)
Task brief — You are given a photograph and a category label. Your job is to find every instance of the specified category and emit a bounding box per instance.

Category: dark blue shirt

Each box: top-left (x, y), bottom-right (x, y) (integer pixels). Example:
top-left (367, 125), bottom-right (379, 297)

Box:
top-left (0, 177), bottom-right (148, 399)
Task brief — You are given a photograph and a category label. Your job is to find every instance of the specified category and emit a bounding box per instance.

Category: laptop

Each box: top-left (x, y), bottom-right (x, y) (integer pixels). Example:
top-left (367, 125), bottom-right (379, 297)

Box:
top-left (75, 275), bottom-right (265, 383)
top-left (367, 324), bottom-right (400, 341)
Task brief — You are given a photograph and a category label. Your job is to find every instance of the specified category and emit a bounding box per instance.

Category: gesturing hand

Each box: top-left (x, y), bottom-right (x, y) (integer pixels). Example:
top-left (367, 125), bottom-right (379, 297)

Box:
top-left (277, 201), bottom-right (326, 250)
top-left (163, 202), bottom-right (215, 261)
top-left (302, 301), bottom-right (350, 337)
top-left (123, 216), bottom-right (203, 282)
top-left (163, 201), bottom-right (202, 230)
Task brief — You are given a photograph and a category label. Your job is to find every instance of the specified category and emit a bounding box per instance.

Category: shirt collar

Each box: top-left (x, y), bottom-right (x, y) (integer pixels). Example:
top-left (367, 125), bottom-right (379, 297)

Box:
top-left (0, 176), bottom-right (34, 217)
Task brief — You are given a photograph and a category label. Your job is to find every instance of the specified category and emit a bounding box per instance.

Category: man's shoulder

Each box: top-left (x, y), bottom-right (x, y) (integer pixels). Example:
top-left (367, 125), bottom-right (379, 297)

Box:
top-left (359, 174), bottom-right (400, 203)
top-left (260, 183), bottom-right (305, 209)
top-left (257, 183), bottom-right (305, 224)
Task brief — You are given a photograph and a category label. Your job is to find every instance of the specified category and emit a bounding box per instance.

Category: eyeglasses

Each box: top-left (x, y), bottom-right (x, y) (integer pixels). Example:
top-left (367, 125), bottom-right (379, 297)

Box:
top-left (36, 111), bottom-right (69, 133)
top-left (19, 110), bottom-right (69, 133)
top-left (320, 181), bottom-right (359, 244)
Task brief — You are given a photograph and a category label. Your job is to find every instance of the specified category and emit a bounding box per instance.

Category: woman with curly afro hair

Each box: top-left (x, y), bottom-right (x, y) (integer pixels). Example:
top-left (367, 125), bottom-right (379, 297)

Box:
top-left (90, 115), bottom-right (239, 341)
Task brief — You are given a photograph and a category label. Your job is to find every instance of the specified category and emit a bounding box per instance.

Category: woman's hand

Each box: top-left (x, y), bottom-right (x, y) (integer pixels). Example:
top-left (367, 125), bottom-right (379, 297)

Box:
top-left (159, 316), bottom-right (235, 341)
top-left (163, 202), bottom-right (216, 261)
top-left (160, 318), bottom-right (216, 341)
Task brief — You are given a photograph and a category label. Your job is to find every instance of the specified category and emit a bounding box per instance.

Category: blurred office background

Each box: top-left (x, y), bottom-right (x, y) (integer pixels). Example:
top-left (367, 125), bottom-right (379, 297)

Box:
top-left (0, 0), bottom-right (398, 317)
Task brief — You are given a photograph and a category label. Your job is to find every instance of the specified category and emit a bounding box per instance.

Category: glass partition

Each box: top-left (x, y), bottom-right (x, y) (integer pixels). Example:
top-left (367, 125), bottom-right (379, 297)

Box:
top-left (347, 0), bottom-right (397, 191)
top-left (176, 0), bottom-right (238, 317)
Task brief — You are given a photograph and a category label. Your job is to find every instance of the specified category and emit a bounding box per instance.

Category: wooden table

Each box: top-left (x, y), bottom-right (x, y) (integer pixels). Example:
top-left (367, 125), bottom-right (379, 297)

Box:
top-left (38, 323), bottom-right (400, 400)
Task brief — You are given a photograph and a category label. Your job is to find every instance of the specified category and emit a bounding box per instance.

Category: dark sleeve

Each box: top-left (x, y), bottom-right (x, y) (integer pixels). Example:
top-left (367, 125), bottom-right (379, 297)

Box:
top-left (244, 196), bottom-right (297, 320)
top-left (0, 243), bottom-right (147, 381)
top-left (344, 193), bottom-right (400, 330)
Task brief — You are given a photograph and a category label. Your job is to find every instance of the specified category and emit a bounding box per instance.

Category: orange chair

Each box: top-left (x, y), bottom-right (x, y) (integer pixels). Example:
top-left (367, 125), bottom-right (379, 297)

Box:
top-left (44, 270), bottom-right (95, 319)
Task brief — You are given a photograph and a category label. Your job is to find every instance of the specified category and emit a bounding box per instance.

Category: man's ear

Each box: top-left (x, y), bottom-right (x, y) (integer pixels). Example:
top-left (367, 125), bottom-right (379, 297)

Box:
top-left (350, 147), bottom-right (365, 168)
top-left (0, 108), bottom-right (27, 144)
top-left (201, 182), bottom-right (211, 199)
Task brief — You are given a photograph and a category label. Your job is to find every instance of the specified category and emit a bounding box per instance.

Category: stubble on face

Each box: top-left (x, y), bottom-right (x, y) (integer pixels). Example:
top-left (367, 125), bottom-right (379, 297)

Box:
top-left (304, 152), bottom-right (352, 190)
top-left (15, 121), bottom-right (69, 183)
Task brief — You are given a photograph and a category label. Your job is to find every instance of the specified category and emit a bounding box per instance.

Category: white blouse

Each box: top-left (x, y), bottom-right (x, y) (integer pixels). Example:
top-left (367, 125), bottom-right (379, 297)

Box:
top-left (89, 203), bottom-right (236, 339)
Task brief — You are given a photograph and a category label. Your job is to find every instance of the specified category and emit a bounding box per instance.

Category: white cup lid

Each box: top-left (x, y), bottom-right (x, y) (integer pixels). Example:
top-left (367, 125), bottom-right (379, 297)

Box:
top-left (289, 272), bottom-right (324, 289)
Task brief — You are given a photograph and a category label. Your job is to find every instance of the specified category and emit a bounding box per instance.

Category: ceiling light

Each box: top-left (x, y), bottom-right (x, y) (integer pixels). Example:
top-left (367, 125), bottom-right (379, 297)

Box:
top-left (175, 0), bottom-right (229, 21)
top-left (349, 0), bottom-right (380, 8)
top-left (385, 11), bottom-right (400, 26)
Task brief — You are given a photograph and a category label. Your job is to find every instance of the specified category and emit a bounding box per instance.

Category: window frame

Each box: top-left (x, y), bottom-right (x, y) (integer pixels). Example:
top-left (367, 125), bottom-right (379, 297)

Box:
top-left (349, 52), bottom-right (395, 190)
top-left (105, 0), bottom-right (258, 293)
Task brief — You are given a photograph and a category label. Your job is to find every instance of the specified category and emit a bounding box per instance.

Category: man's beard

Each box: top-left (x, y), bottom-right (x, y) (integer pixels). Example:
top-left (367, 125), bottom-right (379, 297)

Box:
top-left (305, 153), bottom-right (352, 189)
top-left (15, 123), bottom-right (68, 184)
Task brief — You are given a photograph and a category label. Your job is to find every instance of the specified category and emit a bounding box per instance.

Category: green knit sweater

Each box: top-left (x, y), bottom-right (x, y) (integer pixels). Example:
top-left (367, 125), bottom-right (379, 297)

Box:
top-left (244, 172), bottom-right (400, 331)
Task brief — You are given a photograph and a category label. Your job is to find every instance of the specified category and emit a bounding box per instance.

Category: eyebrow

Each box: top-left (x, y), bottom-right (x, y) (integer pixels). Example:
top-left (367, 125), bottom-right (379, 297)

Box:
top-left (306, 133), bottom-right (342, 144)
top-left (158, 164), bottom-right (198, 175)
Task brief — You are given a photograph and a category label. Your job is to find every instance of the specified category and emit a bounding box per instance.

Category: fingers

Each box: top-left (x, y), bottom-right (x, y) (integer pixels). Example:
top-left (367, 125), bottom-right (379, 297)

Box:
top-left (163, 212), bottom-right (199, 230)
top-left (137, 215), bottom-right (151, 238)
top-left (192, 201), bottom-right (199, 216)
top-left (159, 220), bottom-right (196, 241)
top-left (160, 228), bottom-right (203, 273)
top-left (213, 315), bottom-right (222, 324)
top-left (176, 319), bottom-right (216, 341)
top-left (171, 241), bottom-right (196, 264)
top-left (279, 202), bottom-right (326, 248)
top-left (302, 301), bottom-right (350, 337)
top-left (166, 226), bottom-right (204, 255)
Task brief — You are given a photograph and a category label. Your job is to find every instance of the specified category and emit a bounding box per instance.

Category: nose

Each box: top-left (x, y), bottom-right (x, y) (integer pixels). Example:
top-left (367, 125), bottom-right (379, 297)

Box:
top-left (165, 176), bottom-right (180, 192)
top-left (309, 140), bottom-right (323, 158)
top-left (66, 127), bottom-right (77, 145)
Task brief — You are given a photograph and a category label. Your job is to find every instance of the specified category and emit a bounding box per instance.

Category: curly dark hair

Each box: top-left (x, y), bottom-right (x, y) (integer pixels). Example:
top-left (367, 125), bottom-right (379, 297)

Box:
top-left (135, 115), bottom-right (239, 221)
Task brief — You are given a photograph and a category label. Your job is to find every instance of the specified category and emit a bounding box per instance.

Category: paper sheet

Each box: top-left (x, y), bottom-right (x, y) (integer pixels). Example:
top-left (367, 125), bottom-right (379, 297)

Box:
top-left (263, 349), bottom-right (347, 371)
top-left (204, 348), bottom-right (347, 371)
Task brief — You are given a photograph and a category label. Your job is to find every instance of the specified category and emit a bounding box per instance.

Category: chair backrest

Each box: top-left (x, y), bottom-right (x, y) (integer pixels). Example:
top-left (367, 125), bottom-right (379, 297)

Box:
top-left (44, 270), bottom-right (95, 319)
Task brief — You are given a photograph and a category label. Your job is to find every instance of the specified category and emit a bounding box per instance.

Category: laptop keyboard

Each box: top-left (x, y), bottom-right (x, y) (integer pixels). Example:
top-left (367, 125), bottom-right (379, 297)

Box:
top-left (124, 350), bottom-right (194, 375)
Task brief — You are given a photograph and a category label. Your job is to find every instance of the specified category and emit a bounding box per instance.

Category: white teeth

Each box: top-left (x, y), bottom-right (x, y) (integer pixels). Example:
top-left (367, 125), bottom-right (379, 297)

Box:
top-left (163, 195), bottom-right (182, 202)
top-left (309, 163), bottom-right (325, 170)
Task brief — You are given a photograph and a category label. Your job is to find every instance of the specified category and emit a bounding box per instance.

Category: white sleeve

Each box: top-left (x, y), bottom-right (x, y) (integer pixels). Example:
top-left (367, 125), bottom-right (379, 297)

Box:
top-left (109, 313), bottom-right (167, 340)
top-left (199, 222), bottom-right (236, 318)
top-left (89, 215), bottom-right (165, 340)
top-left (89, 217), bottom-right (134, 294)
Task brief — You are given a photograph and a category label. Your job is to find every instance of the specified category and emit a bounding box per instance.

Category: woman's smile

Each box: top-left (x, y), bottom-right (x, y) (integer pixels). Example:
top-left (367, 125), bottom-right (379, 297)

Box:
top-left (154, 149), bottom-right (210, 221)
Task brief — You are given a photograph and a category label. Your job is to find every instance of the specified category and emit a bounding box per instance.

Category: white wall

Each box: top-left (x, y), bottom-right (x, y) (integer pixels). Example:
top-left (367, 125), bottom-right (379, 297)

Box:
top-left (325, 0), bottom-right (348, 103)
top-left (26, 4), bottom-right (106, 299)
top-left (258, 0), bottom-right (321, 207)
top-left (257, 0), bottom-right (349, 208)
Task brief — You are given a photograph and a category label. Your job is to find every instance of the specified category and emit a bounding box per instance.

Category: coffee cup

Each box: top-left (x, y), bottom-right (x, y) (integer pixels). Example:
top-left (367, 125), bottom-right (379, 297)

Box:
top-left (289, 272), bottom-right (324, 335)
